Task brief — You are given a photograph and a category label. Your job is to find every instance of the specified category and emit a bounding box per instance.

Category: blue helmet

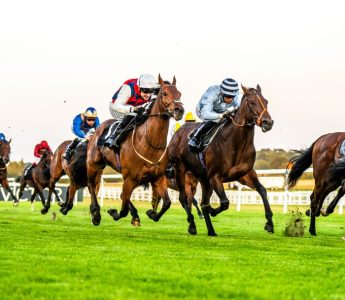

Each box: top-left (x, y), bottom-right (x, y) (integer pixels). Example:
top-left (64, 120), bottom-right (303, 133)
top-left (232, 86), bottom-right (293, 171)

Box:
top-left (0, 133), bottom-right (6, 141)
top-left (84, 107), bottom-right (98, 118)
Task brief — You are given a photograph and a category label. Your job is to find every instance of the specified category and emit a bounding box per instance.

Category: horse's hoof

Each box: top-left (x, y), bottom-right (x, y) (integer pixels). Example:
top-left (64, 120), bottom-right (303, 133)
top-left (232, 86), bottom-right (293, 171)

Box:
top-left (146, 209), bottom-right (159, 222)
top-left (13, 201), bottom-right (19, 207)
top-left (92, 212), bottom-right (101, 226)
top-left (108, 208), bottom-right (119, 221)
top-left (320, 208), bottom-right (329, 217)
top-left (188, 225), bottom-right (197, 235)
top-left (208, 231), bottom-right (217, 237)
top-left (309, 230), bottom-right (317, 236)
top-left (60, 207), bottom-right (68, 216)
top-left (131, 217), bottom-right (141, 227)
top-left (41, 207), bottom-right (49, 215)
top-left (264, 224), bottom-right (274, 234)
top-left (305, 209), bottom-right (311, 217)
top-left (198, 213), bottom-right (204, 219)
top-left (209, 209), bottom-right (217, 217)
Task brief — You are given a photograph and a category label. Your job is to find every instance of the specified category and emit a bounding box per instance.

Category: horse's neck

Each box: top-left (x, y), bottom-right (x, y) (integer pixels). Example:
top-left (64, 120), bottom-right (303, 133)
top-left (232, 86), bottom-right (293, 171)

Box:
top-left (141, 102), bottom-right (170, 146)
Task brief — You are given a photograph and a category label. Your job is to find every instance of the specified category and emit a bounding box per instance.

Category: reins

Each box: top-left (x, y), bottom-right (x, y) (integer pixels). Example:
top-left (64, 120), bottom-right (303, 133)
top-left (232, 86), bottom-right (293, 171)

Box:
top-left (130, 84), bottom-right (181, 165)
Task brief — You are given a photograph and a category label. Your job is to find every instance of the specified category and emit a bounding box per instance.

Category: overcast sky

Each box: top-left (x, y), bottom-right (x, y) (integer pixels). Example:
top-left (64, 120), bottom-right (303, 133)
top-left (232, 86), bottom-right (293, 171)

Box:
top-left (1, 0), bottom-right (345, 161)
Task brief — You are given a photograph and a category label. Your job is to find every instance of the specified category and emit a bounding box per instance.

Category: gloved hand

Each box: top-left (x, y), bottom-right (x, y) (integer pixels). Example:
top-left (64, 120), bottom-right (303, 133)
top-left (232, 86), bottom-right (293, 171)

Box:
top-left (131, 106), bottom-right (145, 114)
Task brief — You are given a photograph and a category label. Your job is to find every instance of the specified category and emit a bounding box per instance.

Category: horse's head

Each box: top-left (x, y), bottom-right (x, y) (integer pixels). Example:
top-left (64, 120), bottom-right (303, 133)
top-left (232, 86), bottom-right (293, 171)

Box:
top-left (41, 149), bottom-right (54, 167)
top-left (157, 74), bottom-right (184, 121)
top-left (240, 85), bottom-right (273, 132)
top-left (0, 139), bottom-right (11, 164)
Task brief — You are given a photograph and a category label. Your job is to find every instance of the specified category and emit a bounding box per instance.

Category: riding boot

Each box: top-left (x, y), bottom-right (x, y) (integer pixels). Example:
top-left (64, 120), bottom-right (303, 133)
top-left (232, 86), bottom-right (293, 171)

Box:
top-left (63, 138), bottom-right (80, 163)
top-left (109, 115), bottom-right (135, 152)
top-left (24, 163), bottom-right (36, 179)
top-left (188, 121), bottom-right (216, 152)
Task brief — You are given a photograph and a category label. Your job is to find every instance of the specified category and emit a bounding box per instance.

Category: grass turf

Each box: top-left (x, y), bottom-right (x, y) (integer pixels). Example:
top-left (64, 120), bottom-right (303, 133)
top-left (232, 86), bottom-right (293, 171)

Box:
top-left (1, 201), bottom-right (345, 300)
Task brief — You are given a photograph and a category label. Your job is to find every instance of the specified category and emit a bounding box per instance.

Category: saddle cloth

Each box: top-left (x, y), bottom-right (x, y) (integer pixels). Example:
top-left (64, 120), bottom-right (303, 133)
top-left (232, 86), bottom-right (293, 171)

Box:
top-left (188, 119), bottom-right (227, 152)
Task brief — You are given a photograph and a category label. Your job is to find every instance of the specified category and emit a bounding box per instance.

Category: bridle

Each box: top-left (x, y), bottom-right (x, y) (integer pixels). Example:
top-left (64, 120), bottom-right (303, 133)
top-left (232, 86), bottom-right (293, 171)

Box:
top-left (131, 84), bottom-right (182, 166)
top-left (228, 91), bottom-right (267, 127)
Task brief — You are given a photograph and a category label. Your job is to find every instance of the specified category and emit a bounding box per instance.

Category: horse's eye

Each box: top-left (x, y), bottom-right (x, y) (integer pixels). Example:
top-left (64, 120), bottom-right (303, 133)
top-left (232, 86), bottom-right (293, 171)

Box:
top-left (163, 92), bottom-right (168, 96)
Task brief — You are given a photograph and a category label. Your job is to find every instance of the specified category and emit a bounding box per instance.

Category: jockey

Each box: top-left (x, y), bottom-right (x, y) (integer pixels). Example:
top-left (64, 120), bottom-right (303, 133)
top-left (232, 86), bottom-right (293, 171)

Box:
top-left (0, 133), bottom-right (7, 142)
top-left (63, 107), bottom-right (100, 163)
top-left (188, 78), bottom-right (241, 152)
top-left (105, 74), bottom-right (160, 152)
top-left (24, 140), bottom-right (52, 178)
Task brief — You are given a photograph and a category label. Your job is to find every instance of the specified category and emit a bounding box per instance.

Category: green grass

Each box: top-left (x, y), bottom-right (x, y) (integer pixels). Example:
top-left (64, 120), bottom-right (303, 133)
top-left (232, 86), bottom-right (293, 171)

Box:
top-left (1, 201), bottom-right (345, 300)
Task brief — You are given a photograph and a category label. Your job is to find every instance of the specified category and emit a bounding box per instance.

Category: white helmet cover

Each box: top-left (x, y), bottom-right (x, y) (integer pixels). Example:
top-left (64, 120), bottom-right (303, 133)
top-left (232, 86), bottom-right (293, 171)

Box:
top-left (137, 74), bottom-right (159, 89)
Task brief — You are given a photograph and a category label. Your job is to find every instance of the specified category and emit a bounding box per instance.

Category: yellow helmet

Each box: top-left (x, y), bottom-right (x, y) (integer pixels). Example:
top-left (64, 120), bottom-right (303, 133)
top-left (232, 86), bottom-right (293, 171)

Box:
top-left (185, 112), bottom-right (196, 122)
top-left (174, 122), bottom-right (181, 132)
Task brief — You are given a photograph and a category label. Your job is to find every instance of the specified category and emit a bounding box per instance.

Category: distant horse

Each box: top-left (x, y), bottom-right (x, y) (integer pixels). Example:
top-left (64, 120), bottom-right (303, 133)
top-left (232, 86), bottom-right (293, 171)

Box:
top-left (151, 172), bottom-right (204, 218)
top-left (87, 75), bottom-right (184, 226)
top-left (16, 149), bottom-right (61, 208)
top-left (286, 132), bottom-right (345, 236)
top-left (41, 141), bottom-right (88, 215)
top-left (0, 139), bottom-right (18, 205)
top-left (169, 85), bottom-right (274, 236)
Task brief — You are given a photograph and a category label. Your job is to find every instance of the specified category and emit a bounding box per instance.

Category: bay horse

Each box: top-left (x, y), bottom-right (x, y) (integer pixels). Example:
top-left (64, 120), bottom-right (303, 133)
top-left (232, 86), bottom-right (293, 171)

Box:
top-left (0, 139), bottom-right (18, 205)
top-left (87, 75), bottom-right (184, 226)
top-left (286, 132), bottom-right (345, 236)
top-left (151, 171), bottom-right (204, 218)
top-left (168, 85), bottom-right (274, 236)
top-left (41, 140), bottom-right (88, 215)
top-left (16, 149), bottom-right (62, 208)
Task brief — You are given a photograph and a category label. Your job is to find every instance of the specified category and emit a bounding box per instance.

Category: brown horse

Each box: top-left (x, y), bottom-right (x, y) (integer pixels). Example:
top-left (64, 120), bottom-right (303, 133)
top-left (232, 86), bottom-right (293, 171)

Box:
top-left (286, 132), bottom-right (345, 236)
top-left (168, 85), bottom-right (274, 236)
top-left (151, 172), bottom-right (204, 218)
top-left (0, 139), bottom-right (18, 205)
top-left (16, 149), bottom-right (62, 208)
top-left (87, 75), bottom-right (184, 226)
top-left (41, 140), bottom-right (88, 215)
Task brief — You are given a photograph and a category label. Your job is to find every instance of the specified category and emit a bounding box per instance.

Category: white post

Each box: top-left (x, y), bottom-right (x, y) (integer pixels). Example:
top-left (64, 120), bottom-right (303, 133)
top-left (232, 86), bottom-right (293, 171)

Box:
top-left (236, 185), bottom-right (242, 212)
top-left (100, 177), bottom-right (104, 207)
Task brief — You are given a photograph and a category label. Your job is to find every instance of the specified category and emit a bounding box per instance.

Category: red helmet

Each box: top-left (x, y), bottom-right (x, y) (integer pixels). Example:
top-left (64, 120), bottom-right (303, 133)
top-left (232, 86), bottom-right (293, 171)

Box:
top-left (40, 140), bottom-right (49, 148)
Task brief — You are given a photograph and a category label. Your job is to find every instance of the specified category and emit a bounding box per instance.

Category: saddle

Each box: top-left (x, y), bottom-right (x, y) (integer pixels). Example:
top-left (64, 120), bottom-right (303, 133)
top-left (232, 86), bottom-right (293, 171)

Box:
top-left (189, 119), bottom-right (227, 152)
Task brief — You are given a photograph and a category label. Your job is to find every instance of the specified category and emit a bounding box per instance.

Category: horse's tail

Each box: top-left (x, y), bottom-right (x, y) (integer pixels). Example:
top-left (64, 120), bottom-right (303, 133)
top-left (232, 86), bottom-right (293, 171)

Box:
top-left (328, 160), bottom-right (345, 180)
top-left (15, 176), bottom-right (21, 183)
top-left (286, 143), bottom-right (314, 189)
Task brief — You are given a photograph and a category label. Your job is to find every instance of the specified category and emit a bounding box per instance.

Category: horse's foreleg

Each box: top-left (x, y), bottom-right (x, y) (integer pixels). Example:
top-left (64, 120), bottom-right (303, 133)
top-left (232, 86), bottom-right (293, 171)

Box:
top-left (239, 170), bottom-right (274, 233)
top-left (147, 177), bottom-right (171, 222)
top-left (128, 201), bottom-right (140, 227)
top-left (87, 167), bottom-right (103, 226)
top-left (151, 190), bottom-right (161, 212)
top-left (53, 189), bottom-right (63, 206)
top-left (108, 178), bottom-right (135, 222)
top-left (60, 184), bottom-right (76, 216)
top-left (200, 180), bottom-right (216, 236)
top-left (42, 178), bottom-right (56, 214)
top-left (2, 179), bottom-right (18, 205)
top-left (209, 175), bottom-right (229, 217)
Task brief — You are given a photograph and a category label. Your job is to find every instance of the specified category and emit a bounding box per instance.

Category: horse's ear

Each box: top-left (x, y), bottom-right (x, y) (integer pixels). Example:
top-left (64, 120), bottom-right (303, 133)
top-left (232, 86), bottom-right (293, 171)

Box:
top-left (241, 84), bottom-right (249, 94)
top-left (172, 76), bottom-right (176, 86)
top-left (256, 84), bottom-right (261, 93)
top-left (8, 138), bottom-right (11, 144)
top-left (158, 73), bottom-right (164, 86)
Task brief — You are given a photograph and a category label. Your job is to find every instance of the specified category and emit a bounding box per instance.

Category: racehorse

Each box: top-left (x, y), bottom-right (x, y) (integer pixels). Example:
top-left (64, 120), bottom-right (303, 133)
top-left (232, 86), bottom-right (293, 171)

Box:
top-left (0, 139), bottom-right (18, 205)
top-left (16, 149), bottom-right (62, 208)
top-left (151, 172), bottom-right (204, 219)
top-left (41, 140), bottom-right (88, 215)
top-left (86, 75), bottom-right (184, 226)
top-left (168, 85), bottom-right (274, 236)
top-left (286, 132), bottom-right (345, 236)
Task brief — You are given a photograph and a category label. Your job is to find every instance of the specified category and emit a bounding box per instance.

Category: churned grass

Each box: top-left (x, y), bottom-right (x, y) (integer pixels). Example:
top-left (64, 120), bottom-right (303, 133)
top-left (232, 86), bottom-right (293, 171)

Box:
top-left (1, 201), bottom-right (345, 300)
